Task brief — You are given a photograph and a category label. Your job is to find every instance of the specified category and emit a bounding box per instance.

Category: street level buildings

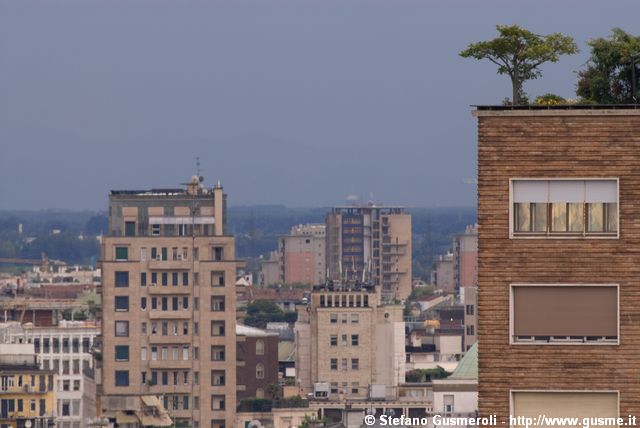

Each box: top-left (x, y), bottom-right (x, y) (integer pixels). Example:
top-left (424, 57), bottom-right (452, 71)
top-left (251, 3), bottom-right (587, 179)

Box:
top-left (100, 176), bottom-right (241, 428)
top-left (476, 106), bottom-right (638, 423)
top-left (0, 343), bottom-right (56, 428)
top-left (325, 205), bottom-right (412, 301)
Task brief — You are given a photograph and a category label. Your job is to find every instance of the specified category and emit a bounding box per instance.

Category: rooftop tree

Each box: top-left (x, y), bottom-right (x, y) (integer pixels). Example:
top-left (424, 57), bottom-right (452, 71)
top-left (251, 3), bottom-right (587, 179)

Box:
top-left (576, 28), bottom-right (640, 104)
top-left (460, 25), bottom-right (578, 105)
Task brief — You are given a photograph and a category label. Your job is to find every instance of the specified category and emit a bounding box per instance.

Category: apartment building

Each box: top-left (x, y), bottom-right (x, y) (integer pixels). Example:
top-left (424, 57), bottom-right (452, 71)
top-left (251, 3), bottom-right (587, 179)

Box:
top-left (3, 321), bottom-right (99, 428)
top-left (326, 205), bottom-right (412, 301)
top-left (278, 224), bottom-right (325, 286)
top-left (475, 106), bottom-right (639, 422)
top-left (0, 343), bottom-right (56, 428)
top-left (453, 224), bottom-right (477, 290)
top-left (100, 176), bottom-right (240, 428)
top-left (461, 286), bottom-right (476, 351)
top-left (294, 282), bottom-right (405, 399)
top-left (236, 324), bottom-right (279, 402)
top-left (432, 253), bottom-right (454, 293)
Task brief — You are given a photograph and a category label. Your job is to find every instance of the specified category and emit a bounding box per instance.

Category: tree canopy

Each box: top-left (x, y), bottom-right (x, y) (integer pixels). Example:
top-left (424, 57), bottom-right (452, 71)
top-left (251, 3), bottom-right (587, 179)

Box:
top-left (576, 28), bottom-right (640, 104)
top-left (460, 25), bottom-right (578, 105)
top-left (244, 299), bottom-right (297, 328)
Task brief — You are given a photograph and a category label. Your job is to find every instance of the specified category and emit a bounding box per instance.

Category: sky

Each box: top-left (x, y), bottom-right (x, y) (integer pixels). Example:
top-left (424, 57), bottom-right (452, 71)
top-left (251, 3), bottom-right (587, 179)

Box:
top-left (1, 0), bottom-right (638, 211)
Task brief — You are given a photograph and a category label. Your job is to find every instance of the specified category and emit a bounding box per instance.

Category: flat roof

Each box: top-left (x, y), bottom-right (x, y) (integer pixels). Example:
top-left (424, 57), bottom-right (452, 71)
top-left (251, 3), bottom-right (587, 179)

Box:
top-left (473, 104), bottom-right (640, 117)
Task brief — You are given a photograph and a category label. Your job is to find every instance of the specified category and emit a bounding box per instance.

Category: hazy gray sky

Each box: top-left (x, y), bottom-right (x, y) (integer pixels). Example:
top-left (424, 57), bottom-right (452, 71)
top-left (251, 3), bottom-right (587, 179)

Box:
top-left (1, 0), bottom-right (638, 210)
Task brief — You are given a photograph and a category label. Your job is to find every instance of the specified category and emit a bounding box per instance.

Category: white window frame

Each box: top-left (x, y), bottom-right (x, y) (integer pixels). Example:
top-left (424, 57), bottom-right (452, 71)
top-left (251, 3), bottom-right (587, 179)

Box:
top-left (509, 178), bottom-right (620, 239)
top-left (509, 390), bottom-right (620, 428)
top-left (509, 283), bottom-right (620, 346)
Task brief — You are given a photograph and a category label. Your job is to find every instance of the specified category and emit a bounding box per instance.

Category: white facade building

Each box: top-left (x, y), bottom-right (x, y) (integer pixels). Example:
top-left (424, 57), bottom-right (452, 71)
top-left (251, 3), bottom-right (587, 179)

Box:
top-left (5, 320), bottom-right (99, 428)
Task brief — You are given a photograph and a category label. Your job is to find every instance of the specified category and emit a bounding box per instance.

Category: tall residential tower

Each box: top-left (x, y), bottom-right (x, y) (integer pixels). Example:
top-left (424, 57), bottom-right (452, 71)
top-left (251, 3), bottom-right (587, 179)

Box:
top-left (325, 205), bottom-right (411, 301)
top-left (100, 176), bottom-right (239, 428)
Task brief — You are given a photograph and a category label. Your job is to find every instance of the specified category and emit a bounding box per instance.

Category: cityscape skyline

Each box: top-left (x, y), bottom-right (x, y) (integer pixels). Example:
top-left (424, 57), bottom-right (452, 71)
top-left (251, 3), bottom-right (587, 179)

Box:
top-left (1, 0), bottom-right (638, 210)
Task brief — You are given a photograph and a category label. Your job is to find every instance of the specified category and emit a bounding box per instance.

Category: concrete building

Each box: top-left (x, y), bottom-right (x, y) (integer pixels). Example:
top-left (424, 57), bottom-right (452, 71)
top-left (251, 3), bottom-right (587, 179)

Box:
top-left (325, 205), bottom-right (412, 301)
top-left (259, 252), bottom-right (281, 287)
top-left (100, 176), bottom-right (241, 428)
top-left (0, 343), bottom-right (56, 428)
top-left (475, 106), bottom-right (638, 422)
top-left (236, 324), bottom-right (279, 402)
top-left (460, 286), bottom-right (477, 351)
top-left (295, 282), bottom-right (405, 399)
top-left (452, 224), bottom-right (477, 291)
top-left (278, 224), bottom-right (326, 286)
top-left (432, 253), bottom-right (454, 293)
top-left (1, 320), bottom-right (99, 428)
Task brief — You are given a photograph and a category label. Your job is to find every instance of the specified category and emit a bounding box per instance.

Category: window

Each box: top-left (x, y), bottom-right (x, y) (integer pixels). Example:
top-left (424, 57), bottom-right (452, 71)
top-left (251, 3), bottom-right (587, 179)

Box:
top-left (152, 224), bottom-right (160, 236)
top-left (211, 297), bottom-right (225, 311)
top-left (211, 271), bottom-right (225, 287)
top-left (140, 247), bottom-right (147, 261)
top-left (141, 297), bottom-right (147, 310)
top-left (125, 221), bottom-right (136, 237)
top-left (115, 321), bottom-right (129, 337)
top-left (194, 297), bottom-right (199, 310)
top-left (351, 358), bottom-right (359, 370)
top-left (183, 297), bottom-right (189, 310)
top-left (161, 247), bottom-right (168, 260)
top-left (115, 247), bottom-right (128, 261)
top-left (141, 272), bottom-right (147, 286)
top-left (341, 358), bottom-right (347, 370)
top-left (211, 395), bottom-right (226, 410)
top-left (511, 392), bottom-right (617, 421)
top-left (141, 347), bottom-right (147, 361)
top-left (162, 272), bottom-right (168, 286)
top-left (183, 272), bottom-right (189, 286)
top-left (161, 347), bottom-right (168, 360)
top-left (115, 346), bottom-right (129, 361)
top-left (351, 314), bottom-right (359, 323)
top-left (466, 305), bottom-right (474, 316)
top-left (183, 346), bottom-right (189, 360)
top-left (330, 335), bottom-right (337, 346)
top-left (211, 370), bottom-right (225, 386)
top-left (351, 335), bottom-right (359, 346)
top-left (115, 371), bottom-right (129, 387)
top-left (115, 296), bottom-right (129, 312)
top-left (151, 272), bottom-right (158, 285)
top-left (330, 358), bottom-right (337, 370)
top-left (211, 321), bottom-right (225, 336)
top-left (511, 179), bottom-right (618, 237)
top-left (172, 272), bottom-right (179, 286)
top-left (256, 340), bottom-right (264, 355)
top-left (444, 394), bottom-right (454, 414)
top-left (511, 284), bottom-right (618, 344)
top-left (213, 246), bottom-right (224, 261)
top-left (151, 297), bottom-right (158, 310)
top-left (256, 363), bottom-right (264, 379)
top-left (183, 321), bottom-right (189, 335)
top-left (352, 383), bottom-right (359, 394)
top-left (330, 314), bottom-right (337, 324)
top-left (466, 325), bottom-right (475, 336)
top-left (115, 271), bottom-right (129, 287)
top-left (151, 346), bottom-right (158, 361)
top-left (211, 346), bottom-right (225, 361)
top-left (341, 334), bottom-right (347, 346)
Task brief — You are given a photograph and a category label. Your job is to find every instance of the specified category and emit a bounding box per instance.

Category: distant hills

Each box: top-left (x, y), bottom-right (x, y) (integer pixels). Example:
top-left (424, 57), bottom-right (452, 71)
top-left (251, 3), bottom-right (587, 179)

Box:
top-left (0, 205), bottom-right (476, 280)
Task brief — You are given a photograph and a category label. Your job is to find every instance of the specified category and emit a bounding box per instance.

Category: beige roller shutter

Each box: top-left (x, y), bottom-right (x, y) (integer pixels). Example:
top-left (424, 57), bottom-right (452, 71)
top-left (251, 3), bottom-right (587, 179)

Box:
top-left (512, 286), bottom-right (617, 338)
top-left (512, 392), bottom-right (618, 428)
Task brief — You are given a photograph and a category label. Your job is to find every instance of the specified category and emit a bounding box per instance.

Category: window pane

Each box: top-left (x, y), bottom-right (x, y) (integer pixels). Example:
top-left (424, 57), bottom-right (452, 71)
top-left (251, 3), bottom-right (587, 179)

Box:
top-left (551, 203), bottom-right (567, 232)
top-left (588, 203), bottom-right (604, 232)
top-left (115, 247), bottom-right (128, 260)
top-left (532, 203), bottom-right (547, 232)
top-left (115, 271), bottom-right (129, 288)
top-left (606, 203), bottom-right (618, 233)
top-left (515, 203), bottom-right (530, 232)
top-left (568, 203), bottom-right (584, 232)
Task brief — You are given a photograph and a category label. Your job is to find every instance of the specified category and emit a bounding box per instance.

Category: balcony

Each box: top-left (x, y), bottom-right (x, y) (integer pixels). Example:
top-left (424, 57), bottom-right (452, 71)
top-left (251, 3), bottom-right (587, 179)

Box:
top-left (148, 310), bottom-right (191, 320)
